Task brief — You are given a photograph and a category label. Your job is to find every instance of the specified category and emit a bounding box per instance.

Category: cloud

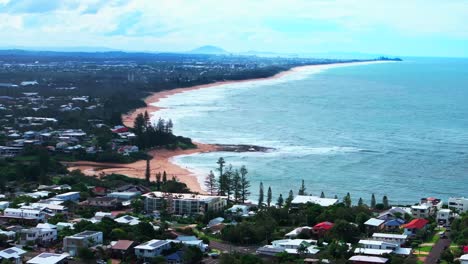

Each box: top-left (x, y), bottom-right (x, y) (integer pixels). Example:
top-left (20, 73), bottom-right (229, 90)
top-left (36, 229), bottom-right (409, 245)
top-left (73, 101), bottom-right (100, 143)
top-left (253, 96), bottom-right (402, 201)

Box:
top-left (0, 0), bottom-right (467, 56)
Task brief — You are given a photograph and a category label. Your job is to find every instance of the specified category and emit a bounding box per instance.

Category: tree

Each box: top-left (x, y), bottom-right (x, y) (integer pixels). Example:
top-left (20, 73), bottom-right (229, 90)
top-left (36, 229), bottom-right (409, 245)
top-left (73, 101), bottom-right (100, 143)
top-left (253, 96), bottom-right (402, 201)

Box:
top-left (330, 219), bottom-right (360, 243)
top-left (145, 157), bottom-right (151, 182)
top-left (298, 179), bottom-right (306, 195)
top-left (231, 170), bottom-right (241, 203)
top-left (371, 193), bottom-right (376, 208)
top-left (131, 199), bottom-right (144, 214)
top-left (267, 187), bottom-right (272, 207)
top-left (216, 157), bottom-right (226, 178)
top-left (285, 190), bottom-right (294, 207)
top-left (78, 247), bottom-right (95, 263)
top-left (358, 197), bottom-right (364, 207)
top-left (183, 246), bottom-right (203, 264)
top-left (239, 165), bottom-right (250, 203)
top-left (320, 191), bottom-right (325, 198)
top-left (277, 194), bottom-right (284, 207)
top-left (155, 172), bottom-right (162, 191)
top-left (162, 171), bottom-right (167, 183)
top-left (343, 192), bottom-right (351, 207)
top-left (204, 170), bottom-right (218, 195)
top-left (383, 195), bottom-right (389, 209)
top-left (258, 182), bottom-right (264, 208)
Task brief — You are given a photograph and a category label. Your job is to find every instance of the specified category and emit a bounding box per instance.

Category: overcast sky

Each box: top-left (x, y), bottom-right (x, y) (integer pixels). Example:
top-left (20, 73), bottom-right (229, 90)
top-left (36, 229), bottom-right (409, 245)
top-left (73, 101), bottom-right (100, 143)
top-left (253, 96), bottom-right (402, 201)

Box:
top-left (1, 0), bottom-right (467, 57)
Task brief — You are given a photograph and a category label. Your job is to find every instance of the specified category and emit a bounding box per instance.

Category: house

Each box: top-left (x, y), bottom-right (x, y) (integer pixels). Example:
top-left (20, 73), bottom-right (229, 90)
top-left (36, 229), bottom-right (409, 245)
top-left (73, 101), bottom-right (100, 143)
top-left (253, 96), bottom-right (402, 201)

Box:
top-left (312, 222), bottom-right (334, 236)
top-left (349, 255), bottom-right (388, 264)
top-left (134, 239), bottom-right (172, 260)
top-left (170, 236), bottom-right (208, 252)
top-left (115, 215), bottom-right (140, 226)
top-left (144, 191), bottom-right (226, 215)
top-left (85, 197), bottom-right (121, 209)
top-left (19, 226), bottom-right (57, 246)
top-left (226, 204), bottom-right (251, 216)
top-left (371, 233), bottom-right (407, 246)
top-left (111, 240), bottom-right (136, 259)
top-left (63, 230), bottom-right (103, 256)
top-left (207, 217), bottom-right (224, 228)
top-left (448, 197), bottom-right (468, 213)
top-left (3, 208), bottom-right (46, 221)
top-left (0, 229), bottom-right (16, 241)
top-left (56, 222), bottom-right (74, 230)
top-left (402, 218), bottom-right (428, 236)
top-left (410, 204), bottom-right (431, 218)
top-left (0, 247), bottom-right (26, 264)
top-left (107, 191), bottom-right (140, 201)
top-left (55, 191), bottom-right (80, 202)
top-left (92, 186), bottom-right (107, 196)
top-left (115, 184), bottom-right (151, 194)
top-left (291, 195), bottom-right (339, 207)
top-left (27, 253), bottom-right (69, 264)
top-left (355, 239), bottom-right (411, 255)
top-left (364, 218), bottom-right (385, 233)
top-left (382, 218), bottom-right (405, 231)
top-left (258, 239), bottom-right (320, 255)
top-left (436, 209), bottom-right (452, 225)
top-left (460, 254), bottom-right (468, 264)
top-left (166, 251), bottom-right (184, 264)
top-left (0, 201), bottom-right (10, 210)
top-left (285, 226), bottom-right (313, 239)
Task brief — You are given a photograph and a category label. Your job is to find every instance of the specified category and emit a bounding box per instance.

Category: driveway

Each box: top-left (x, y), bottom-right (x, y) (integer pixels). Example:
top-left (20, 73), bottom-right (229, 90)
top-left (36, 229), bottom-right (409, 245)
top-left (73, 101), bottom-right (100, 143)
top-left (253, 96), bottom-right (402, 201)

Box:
top-left (424, 234), bottom-right (451, 264)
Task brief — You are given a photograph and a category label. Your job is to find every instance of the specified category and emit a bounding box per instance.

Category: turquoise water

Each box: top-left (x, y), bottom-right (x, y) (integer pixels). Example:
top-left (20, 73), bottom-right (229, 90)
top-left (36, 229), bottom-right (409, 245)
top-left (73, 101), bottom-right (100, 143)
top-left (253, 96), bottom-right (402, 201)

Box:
top-left (153, 58), bottom-right (468, 204)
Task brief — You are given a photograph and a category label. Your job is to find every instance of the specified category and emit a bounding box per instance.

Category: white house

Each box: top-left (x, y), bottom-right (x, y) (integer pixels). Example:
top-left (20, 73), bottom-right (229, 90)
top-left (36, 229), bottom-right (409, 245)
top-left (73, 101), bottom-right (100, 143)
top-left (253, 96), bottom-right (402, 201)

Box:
top-left (371, 233), bottom-right (407, 245)
top-left (268, 239), bottom-right (319, 255)
top-left (115, 215), bottom-right (140, 226)
top-left (63, 231), bottom-right (103, 256)
top-left (170, 236), bottom-right (208, 252)
top-left (355, 239), bottom-right (411, 256)
top-left (349, 255), bottom-right (388, 263)
top-left (4, 208), bottom-right (45, 221)
top-left (0, 247), bottom-right (26, 264)
top-left (448, 197), bottom-right (468, 213)
top-left (56, 222), bottom-right (75, 230)
top-left (94, 211), bottom-right (114, 221)
top-left (27, 253), bottom-right (69, 264)
top-left (411, 204), bottom-right (431, 218)
top-left (55, 192), bottom-right (80, 202)
top-left (19, 227), bottom-right (57, 245)
top-left (436, 209), bottom-right (452, 225)
top-left (135, 239), bottom-right (172, 259)
top-left (226, 204), bottom-right (251, 216)
top-left (291, 195), bottom-right (338, 207)
top-left (0, 229), bottom-right (16, 241)
top-left (460, 254), bottom-right (468, 264)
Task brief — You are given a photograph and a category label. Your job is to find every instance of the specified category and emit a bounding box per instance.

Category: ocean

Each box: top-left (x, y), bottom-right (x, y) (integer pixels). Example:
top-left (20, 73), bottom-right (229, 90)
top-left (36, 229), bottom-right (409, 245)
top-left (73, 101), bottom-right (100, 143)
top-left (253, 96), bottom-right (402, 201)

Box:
top-left (153, 58), bottom-right (468, 205)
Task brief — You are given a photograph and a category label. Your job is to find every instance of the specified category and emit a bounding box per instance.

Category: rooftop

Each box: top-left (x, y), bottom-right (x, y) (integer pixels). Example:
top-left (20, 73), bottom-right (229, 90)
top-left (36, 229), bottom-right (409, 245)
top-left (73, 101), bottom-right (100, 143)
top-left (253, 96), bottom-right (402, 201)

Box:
top-left (291, 195), bottom-right (339, 207)
top-left (27, 253), bottom-right (69, 264)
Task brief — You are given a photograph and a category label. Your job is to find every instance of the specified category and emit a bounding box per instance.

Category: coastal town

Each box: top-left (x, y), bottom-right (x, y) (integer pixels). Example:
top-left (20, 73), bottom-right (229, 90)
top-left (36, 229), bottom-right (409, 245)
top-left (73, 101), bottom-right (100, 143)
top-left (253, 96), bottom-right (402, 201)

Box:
top-left (0, 50), bottom-right (465, 264)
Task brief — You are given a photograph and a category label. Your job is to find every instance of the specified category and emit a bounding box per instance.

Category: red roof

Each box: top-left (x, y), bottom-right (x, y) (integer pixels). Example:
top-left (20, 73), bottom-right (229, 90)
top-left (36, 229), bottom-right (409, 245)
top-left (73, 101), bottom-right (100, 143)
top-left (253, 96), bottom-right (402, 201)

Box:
top-left (463, 246), bottom-right (468, 253)
top-left (112, 240), bottom-right (135, 251)
top-left (112, 127), bottom-right (129, 133)
top-left (402, 218), bottom-right (428, 229)
top-left (313, 221), bottom-right (334, 230)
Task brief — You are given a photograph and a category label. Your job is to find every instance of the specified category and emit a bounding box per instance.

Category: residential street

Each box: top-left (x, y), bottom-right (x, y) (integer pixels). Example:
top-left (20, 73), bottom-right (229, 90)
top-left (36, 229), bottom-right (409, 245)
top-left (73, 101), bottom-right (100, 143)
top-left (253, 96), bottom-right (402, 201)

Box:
top-left (424, 234), bottom-right (451, 264)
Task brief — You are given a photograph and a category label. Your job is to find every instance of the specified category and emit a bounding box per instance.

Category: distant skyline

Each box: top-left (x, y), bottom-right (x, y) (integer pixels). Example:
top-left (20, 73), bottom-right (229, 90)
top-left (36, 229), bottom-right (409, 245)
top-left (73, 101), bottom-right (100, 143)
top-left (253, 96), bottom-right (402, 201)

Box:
top-left (1, 0), bottom-right (468, 57)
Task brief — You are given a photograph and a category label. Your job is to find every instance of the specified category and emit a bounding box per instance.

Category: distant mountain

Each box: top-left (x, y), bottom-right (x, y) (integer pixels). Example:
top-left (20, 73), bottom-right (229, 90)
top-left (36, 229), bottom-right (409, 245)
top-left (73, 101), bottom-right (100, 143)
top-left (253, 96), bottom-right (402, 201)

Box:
top-left (189, 45), bottom-right (228, 55)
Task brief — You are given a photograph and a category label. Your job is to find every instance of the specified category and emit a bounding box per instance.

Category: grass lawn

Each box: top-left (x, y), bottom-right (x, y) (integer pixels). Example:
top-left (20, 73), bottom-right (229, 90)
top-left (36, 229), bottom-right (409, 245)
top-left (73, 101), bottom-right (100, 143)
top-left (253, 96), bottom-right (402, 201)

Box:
top-left (417, 245), bottom-right (433, 252)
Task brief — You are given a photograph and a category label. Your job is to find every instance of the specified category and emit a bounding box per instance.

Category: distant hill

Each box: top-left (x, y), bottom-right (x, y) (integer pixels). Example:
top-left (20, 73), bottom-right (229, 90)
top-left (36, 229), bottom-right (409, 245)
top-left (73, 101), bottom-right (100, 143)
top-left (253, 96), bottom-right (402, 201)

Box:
top-left (189, 45), bottom-right (228, 55)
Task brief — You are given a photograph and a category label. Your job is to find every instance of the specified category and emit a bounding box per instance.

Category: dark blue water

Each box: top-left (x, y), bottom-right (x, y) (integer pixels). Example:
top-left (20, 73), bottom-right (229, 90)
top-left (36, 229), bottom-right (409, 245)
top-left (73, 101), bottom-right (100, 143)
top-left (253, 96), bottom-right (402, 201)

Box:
top-left (154, 59), bottom-right (468, 204)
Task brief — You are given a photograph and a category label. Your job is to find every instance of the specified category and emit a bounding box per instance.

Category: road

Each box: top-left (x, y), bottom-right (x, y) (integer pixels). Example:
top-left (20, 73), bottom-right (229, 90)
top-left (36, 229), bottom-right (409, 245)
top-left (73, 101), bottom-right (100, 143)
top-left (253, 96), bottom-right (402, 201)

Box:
top-left (424, 234), bottom-right (451, 264)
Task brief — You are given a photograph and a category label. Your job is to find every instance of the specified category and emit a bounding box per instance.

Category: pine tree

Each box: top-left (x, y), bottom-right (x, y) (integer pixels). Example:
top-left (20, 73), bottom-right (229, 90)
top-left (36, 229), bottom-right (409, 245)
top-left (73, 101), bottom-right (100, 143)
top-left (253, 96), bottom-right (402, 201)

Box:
top-left (224, 165), bottom-right (233, 201)
top-left (298, 180), bottom-right (306, 195)
top-left (143, 111), bottom-right (150, 128)
top-left (267, 187), bottom-right (272, 207)
top-left (334, 194), bottom-right (338, 199)
top-left (358, 197), bottom-right (364, 207)
top-left (239, 165), bottom-right (250, 203)
top-left (231, 170), bottom-right (241, 203)
top-left (204, 170), bottom-right (217, 195)
top-left (155, 172), bottom-right (162, 191)
top-left (162, 171), bottom-right (167, 183)
top-left (145, 157), bottom-right (151, 182)
top-left (371, 193), bottom-right (376, 209)
top-left (320, 191), bottom-right (325, 198)
top-left (285, 190), bottom-right (294, 207)
top-left (383, 195), bottom-right (389, 209)
top-left (343, 192), bottom-right (351, 207)
top-left (166, 119), bottom-right (173, 134)
top-left (258, 182), bottom-right (264, 208)
top-left (277, 194), bottom-right (284, 207)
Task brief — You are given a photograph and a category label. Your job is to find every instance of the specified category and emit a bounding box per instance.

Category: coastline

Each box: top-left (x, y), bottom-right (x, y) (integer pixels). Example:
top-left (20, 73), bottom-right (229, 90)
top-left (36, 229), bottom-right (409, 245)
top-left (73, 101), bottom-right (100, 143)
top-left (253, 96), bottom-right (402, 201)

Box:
top-left (70, 60), bottom-right (390, 193)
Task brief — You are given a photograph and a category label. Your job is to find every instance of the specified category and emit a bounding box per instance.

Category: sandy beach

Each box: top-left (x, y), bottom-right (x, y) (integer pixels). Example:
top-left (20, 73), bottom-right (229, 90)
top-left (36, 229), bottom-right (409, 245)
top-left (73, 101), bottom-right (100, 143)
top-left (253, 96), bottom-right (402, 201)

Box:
top-left (68, 60), bottom-right (387, 192)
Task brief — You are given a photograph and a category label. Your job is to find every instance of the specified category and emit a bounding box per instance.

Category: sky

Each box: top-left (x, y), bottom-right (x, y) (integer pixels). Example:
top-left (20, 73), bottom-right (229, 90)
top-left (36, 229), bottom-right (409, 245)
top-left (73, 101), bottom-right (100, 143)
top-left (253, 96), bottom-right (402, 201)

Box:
top-left (0, 0), bottom-right (468, 57)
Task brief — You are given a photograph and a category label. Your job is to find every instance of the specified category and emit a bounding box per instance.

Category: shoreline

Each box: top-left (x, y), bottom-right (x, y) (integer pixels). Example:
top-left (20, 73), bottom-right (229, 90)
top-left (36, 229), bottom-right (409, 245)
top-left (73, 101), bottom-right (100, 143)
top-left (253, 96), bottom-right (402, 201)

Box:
top-left (71, 60), bottom-right (391, 193)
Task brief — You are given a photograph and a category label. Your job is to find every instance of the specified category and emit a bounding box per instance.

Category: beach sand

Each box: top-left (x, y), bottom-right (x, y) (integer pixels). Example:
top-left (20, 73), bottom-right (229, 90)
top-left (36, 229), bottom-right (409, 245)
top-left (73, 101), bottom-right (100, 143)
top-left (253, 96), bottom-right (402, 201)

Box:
top-left (68, 61), bottom-right (386, 192)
